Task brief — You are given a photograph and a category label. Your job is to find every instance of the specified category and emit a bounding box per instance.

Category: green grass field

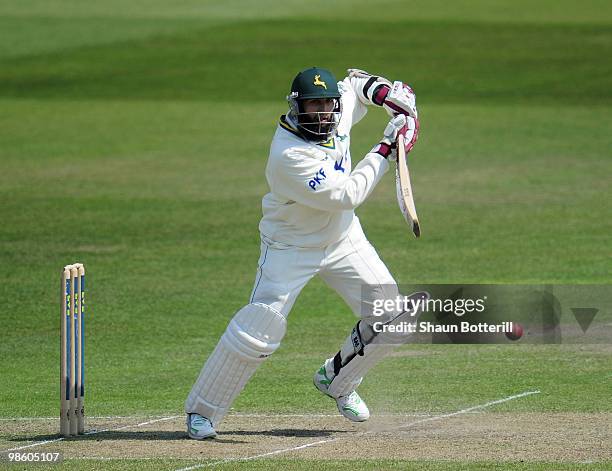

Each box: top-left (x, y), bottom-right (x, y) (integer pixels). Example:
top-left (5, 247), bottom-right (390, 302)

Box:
top-left (1, 1), bottom-right (611, 470)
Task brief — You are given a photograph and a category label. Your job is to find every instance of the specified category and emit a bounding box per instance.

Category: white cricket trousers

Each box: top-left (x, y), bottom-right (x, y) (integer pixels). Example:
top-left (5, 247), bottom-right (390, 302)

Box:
top-left (251, 219), bottom-right (398, 322)
top-left (184, 218), bottom-right (401, 423)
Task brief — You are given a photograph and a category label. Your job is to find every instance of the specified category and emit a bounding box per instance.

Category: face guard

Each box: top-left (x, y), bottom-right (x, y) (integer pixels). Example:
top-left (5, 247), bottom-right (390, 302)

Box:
top-left (288, 95), bottom-right (342, 142)
top-left (286, 67), bottom-right (342, 142)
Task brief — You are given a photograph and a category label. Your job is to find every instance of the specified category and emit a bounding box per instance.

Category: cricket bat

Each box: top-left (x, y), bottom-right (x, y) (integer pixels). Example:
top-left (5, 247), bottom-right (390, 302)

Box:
top-left (395, 132), bottom-right (421, 238)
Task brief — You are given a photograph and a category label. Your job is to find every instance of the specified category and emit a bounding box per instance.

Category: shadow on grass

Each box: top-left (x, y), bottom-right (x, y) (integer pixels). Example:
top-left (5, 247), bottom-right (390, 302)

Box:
top-left (10, 427), bottom-right (346, 443)
top-left (220, 428), bottom-right (348, 438)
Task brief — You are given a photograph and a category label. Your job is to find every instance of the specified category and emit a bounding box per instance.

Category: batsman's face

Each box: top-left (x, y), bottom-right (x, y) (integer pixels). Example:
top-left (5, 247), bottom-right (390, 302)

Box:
top-left (302, 98), bottom-right (335, 122)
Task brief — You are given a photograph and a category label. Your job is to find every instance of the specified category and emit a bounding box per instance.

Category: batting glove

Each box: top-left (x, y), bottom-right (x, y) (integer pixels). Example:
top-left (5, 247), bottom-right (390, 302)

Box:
top-left (371, 114), bottom-right (407, 161)
top-left (402, 116), bottom-right (420, 154)
top-left (383, 81), bottom-right (418, 119)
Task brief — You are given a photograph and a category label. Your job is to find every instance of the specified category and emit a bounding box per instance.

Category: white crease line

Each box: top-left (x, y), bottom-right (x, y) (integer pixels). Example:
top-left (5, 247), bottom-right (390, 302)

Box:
top-left (0, 412), bottom-right (477, 422)
top-left (174, 390), bottom-right (541, 471)
top-left (397, 390), bottom-right (541, 431)
top-left (84, 415), bottom-right (182, 435)
top-left (0, 415), bottom-right (181, 453)
top-left (229, 412), bottom-right (441, 418)
top-left (0, 416), bottom-right (176, 421)
top-left (0, 436), bottom-right (65, 453)
top-left (67, 457), bottom-right (162, 461)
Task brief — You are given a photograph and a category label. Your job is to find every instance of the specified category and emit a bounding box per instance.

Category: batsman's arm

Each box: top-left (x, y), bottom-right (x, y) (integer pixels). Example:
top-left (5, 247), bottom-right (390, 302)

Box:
top-left (271, 149), bottom-right (389, 212)
top-left (338, 69), bottom-right (393, 128)
top-left (346, 68), bottom-right (392, 107)
top-left (347, 68), bottom-right (417, 118)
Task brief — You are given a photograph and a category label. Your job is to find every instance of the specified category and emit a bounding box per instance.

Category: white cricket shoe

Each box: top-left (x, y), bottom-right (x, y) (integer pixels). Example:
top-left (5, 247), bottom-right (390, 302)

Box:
top-left (313, 359), bottom-right (370, 422)
top-left (313, 358), bottom-right (335, 395)
top-left (186, 413), bottom-right (217, 439)
top-left (336, 391), bottom-right (370, 422)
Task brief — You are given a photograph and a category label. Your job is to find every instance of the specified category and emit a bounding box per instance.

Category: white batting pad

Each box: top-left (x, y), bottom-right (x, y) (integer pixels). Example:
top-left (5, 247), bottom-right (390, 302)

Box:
top-left (327, 341), bottom-right (394, 398)
top-left (327, 291), bottom-right (429, 398)
top-left (185, 303), bottom-right (286, 426)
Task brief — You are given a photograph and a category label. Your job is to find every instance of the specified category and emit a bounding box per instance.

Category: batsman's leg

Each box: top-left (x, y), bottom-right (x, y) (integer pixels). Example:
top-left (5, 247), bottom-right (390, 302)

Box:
top-left (316, 291), bottom-right (428, 398)
top-left (185, 303), bottom-right (286, 429)
top-left (185, 238), bottom-right (318, 437)
top-left (316, 222), bottom-right (427, 420)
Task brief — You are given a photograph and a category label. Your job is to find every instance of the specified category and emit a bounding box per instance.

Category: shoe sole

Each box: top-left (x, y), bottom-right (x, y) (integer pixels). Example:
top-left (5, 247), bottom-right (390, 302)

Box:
top-left (338, 407), bottom-right (369, 422)
top-left (188, 430), bottom-right (217, 440)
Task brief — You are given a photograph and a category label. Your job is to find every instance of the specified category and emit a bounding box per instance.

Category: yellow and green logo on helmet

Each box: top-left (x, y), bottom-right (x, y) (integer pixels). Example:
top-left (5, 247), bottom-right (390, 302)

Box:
top-left (290, 67), bottom-right (340, 99)
top-left (313, 74), bottom-right (327, 90)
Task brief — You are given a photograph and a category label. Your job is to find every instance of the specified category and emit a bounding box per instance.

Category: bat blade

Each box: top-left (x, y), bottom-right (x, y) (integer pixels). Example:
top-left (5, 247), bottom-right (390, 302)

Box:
top-left (395, 132), bottom-right (421, 238)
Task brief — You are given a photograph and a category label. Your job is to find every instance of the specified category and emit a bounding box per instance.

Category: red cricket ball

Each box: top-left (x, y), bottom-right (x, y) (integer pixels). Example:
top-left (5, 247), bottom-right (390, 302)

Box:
top-left (506, 322), bottom-right (524, 341)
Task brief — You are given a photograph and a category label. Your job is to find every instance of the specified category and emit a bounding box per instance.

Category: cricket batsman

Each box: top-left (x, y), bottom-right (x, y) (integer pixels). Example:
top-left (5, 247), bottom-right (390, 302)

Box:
top-left (185, 67), bottom-right (420, 439)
